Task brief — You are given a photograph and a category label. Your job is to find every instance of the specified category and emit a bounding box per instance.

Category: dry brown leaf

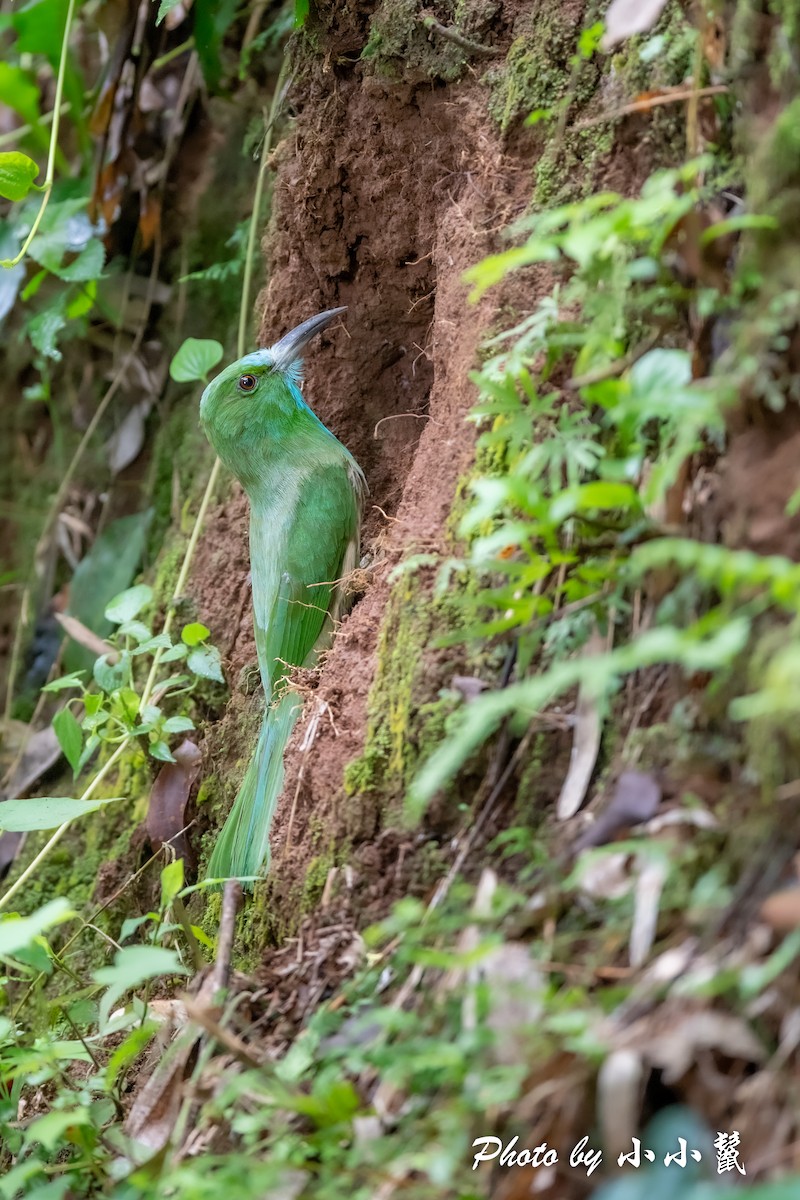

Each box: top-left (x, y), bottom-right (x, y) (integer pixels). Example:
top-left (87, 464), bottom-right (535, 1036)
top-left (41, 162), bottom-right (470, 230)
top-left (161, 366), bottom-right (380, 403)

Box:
top-left (629, 857), bottom-right (668, 967)
top-left (578, 851), bottom-right (633, 901)
top-left (597, 1049), bottom-right (645, 1164)
top-left (0, 724), bottom-right (64, 878)
top-left (451, 674), bottom-right (488, 702)
top-left (760, 887), bottom-right (800, 932)
top-left (55, 612), bottom-right (118, 663)
top-left (556, 629), bottom-right (604, 819)
top-left (105, 400), bottom-right (152, 475)
top-left (1, 723), bottom-right (62, 797)
top-left (573, 771), bottom-right (662, 853)
top-left (138, 194), bottom-right (162, 252)
top-left (602, 0), bottom-right (671, 49)
top-left (619, 1007), bottom-right (766, 1084)
top-left (147, 740), bottom-right (201, 860)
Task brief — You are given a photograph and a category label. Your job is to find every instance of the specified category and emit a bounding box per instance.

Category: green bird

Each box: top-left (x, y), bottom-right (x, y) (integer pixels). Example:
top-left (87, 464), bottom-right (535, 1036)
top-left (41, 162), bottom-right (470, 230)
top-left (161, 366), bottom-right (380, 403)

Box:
top-left (199, 307), bottom-right (366, 885)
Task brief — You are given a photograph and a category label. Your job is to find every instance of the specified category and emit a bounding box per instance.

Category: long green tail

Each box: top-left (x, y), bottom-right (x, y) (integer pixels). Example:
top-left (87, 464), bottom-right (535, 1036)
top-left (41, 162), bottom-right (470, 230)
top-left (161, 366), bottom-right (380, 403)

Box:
top-left (206, 690), bottom-right (300, 887)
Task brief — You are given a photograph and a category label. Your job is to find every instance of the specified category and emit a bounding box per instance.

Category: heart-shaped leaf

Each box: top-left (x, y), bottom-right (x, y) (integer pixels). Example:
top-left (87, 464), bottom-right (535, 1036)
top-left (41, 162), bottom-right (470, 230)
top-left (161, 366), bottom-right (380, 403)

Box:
top-left (187, 644), bottom-right (224, 683)
top-left (169, 338), bottom-right (223, 384)
top-left (105, 584), bottom-right (153, 624)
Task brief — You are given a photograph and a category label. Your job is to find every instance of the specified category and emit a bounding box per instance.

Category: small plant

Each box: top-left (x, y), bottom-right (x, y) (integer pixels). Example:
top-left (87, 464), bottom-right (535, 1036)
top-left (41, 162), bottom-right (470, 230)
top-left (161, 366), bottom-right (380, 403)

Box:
top-left (45, 583), bottom-right (223, 773)
top-left (409, 162), bottom-right (793, 810)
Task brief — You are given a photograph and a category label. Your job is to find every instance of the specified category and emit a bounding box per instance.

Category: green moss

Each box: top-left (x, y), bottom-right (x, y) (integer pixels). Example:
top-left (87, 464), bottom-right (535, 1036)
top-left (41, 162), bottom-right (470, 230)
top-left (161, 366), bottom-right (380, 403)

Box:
top-left (150, 534), bottom-right (189, 623)
top-left (533, 125), bottom-right (615, 208)
top-left (5, 740), bottom-right (152, 1004)
top-left (195, 773), bottom-right (221, 810)
top-left (343, 558), bottom-right (481, 829)
top-left (302, 850), bottom-right (336, 910)
top-left (343, 572), bottom-right (433, 814)
top-left (361, 0), bottom-right (496, 84)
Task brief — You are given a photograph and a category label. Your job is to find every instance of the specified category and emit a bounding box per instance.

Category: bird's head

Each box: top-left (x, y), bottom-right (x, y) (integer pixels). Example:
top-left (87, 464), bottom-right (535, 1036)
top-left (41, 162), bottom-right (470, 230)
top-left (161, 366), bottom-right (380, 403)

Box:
top-left (199, 307), bottom-right (347, 468)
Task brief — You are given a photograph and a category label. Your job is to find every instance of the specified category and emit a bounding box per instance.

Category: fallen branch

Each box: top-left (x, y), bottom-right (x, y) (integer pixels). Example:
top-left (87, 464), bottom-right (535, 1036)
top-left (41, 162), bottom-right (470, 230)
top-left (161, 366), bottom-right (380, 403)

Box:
top-left (417, 10), bottom-right (501, 57)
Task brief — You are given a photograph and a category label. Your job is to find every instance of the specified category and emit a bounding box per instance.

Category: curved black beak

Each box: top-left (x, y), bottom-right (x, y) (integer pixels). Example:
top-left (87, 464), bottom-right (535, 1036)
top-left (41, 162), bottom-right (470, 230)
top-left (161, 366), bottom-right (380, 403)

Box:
top-left (269, 306), bottom-right (347, 371)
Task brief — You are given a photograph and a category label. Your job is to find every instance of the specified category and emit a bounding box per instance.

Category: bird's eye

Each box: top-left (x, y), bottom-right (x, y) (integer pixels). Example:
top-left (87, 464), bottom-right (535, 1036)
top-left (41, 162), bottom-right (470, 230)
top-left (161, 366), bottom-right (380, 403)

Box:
top-left (238, 374), bottom-right (258, 392)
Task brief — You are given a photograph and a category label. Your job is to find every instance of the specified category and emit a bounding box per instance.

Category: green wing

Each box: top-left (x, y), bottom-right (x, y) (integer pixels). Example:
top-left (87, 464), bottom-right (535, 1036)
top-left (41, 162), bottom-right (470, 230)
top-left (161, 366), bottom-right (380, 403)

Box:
top-left (256, 464), bottom-right (359, 694)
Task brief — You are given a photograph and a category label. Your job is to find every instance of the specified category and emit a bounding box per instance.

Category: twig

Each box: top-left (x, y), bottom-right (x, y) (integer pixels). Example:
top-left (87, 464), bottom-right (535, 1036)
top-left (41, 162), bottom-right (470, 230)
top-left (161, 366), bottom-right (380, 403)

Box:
top-left (181, 996), bottom-right (262, 1070)
top-left (417, 10), bottom-right (500, 57)
top-left (214, 880), bottom-right (241, 991)
top-left (574, 84), bottom-right (729, 131)
top-left (565, 332), bottom-right (659, 390)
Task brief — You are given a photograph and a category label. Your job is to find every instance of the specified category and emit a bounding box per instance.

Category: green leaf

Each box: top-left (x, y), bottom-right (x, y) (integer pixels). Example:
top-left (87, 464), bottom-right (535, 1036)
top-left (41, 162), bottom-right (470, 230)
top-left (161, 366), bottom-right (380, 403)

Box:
top-left (160, 858), bottom-right (184, 906)
top-left (156, 0), bottom-right (183, 21)
top-left (116, 687), bottom-right (141, 723)
top-left (27, 293), bottom-right (68, 361)
top-left (160, 643), bottom-right (188, 662)
top-left (0, 65), bottom-right (42, 131)
top-left (181, 622), bottom-right (210, 646)
top-left (21, 266), bottom-right (47, 301)
top-left (294, 0), bottom-right (309, 26)
top-left (629, 347), bottom-right (692, 398)
top-left (104, 584), bottom-right (153, 624)
top-left (52, 707), bottom-right (82, 775)
top-left (94, 945), bottom-right (190, 1030)
top-left (93, 652), bottom-right (129, 694)
top-left (42, 671), bottom-right (85, 693)
top-left (157, 673), bottom-right (191, 692)
top-left (169, 337), bottom-right (224, 383)
top-left (150, 740), bottom-right (176, 763)
top-left (190, 924), bottom-right (215, 950)
top-left (139, 703), bottom-right (162, 727)
top-left (36, 237), bottom-right (105, 283)
top-left (187, 644), bottom-right (225, 683)
top-left (0, 795), bottom-right (122, 832)
top-left (77, 734), bottom-right (100, 772)
top-left (193, 0), bottom-right (238, 91)
top-left (0, 898), bottom-right (74, 959)
top-left (131, 633), bottom-right (172, 656)
top-left (0, 151), bottom-right (42, 201)
top-left (118, 619), bottom-right (153, 642)
top-left (66, 277), bottom-right (97, 319)
top-left (162, 715), bottom-right (195, 733)
top-left (23, 1108), bottom-right (93, 1152)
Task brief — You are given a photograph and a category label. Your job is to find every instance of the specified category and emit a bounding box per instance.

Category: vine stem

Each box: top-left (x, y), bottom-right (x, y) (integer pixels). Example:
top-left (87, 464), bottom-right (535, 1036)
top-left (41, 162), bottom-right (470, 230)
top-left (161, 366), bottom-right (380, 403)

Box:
top-left (0, 0), bottom-right (78, 269)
